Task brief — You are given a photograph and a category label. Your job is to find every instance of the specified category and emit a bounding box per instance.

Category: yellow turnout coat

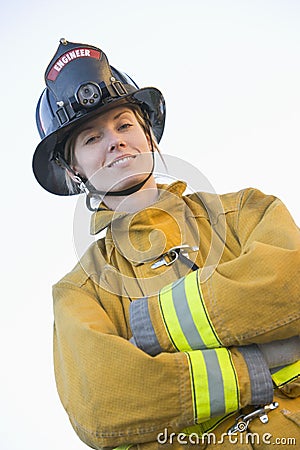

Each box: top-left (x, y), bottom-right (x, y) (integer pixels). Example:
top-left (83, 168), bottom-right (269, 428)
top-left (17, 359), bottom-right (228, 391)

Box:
top-left (53, 182), bottom-right (300, 449)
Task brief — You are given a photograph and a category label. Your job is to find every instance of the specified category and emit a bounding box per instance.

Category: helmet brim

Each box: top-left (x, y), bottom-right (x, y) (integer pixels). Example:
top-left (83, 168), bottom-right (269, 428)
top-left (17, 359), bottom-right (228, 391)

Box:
top-left (32, 87), bottom-right (165, 196)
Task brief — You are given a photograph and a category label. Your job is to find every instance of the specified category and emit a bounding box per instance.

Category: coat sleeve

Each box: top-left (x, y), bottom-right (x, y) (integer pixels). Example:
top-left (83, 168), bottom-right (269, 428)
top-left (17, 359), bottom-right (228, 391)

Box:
top-left (130, 189), bottom-right (300, 354)
top-left (53, 278), bottom-right (272, 449)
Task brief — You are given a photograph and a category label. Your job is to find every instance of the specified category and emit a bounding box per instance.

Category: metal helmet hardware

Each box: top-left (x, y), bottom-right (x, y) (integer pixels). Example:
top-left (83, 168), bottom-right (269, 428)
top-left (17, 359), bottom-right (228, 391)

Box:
top-left (33, 38), bottom-right (166, 196)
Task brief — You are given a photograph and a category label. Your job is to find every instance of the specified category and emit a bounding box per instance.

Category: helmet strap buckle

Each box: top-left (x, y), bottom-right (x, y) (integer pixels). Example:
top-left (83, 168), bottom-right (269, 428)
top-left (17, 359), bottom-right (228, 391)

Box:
top-left (79, 180), bottom-right (90, 196)
top-left (56, 106), bottom-right (69, 125)
top-left (111, 80), bottom-right (128, 97)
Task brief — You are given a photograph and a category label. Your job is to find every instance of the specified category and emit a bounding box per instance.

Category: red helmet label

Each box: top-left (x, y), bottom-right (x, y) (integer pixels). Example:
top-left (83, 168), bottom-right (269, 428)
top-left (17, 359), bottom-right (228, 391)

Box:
top-left (47, 48), bottom-right (101, 81)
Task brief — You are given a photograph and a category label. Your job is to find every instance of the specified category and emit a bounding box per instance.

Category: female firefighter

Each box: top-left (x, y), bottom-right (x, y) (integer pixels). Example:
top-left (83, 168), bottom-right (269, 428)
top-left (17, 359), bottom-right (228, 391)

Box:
top-left (33, 39), bottom-right (300, 449)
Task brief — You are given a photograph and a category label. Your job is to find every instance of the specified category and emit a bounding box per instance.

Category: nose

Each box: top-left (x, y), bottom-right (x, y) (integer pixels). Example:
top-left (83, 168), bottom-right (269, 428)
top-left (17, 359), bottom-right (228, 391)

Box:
top-left (108, 131), bottom-right (126, 153)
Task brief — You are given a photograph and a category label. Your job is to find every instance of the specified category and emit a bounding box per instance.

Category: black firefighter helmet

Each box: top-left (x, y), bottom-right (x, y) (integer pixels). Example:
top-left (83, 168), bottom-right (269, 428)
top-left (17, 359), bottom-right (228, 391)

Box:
top-left (33, 38), bottom-right (166, 196)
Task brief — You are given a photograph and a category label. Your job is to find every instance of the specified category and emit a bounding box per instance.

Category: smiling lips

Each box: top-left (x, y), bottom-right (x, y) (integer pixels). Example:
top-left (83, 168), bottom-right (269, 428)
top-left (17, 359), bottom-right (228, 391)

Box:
top-left (107, 154), bottom-right (137, 168)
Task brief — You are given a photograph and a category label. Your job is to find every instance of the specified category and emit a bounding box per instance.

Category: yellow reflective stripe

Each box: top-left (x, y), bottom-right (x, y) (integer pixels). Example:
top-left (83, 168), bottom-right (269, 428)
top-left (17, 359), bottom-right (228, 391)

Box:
top-left (216, 348), bottom-right (239, 413)
top-left (159, 284), bottom-right (191, 351)
top-left (182, 412), bottom-right (235, 436)
top-left (185, 271), bottom-right (221, 348)
top-left (159, 271), bottom-right (221, 352)
top-left (272, 360), bottom-right (300, 387)
top-left (186, 348), bottom-right (239, 423)
top-left (187, 350), bottom-right (211, 420)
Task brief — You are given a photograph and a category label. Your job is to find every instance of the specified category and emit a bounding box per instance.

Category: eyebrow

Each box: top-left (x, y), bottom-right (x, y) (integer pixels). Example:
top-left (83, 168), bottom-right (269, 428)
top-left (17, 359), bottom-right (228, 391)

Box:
top-left (77, 109), bottom-right (133, 135)
top-left (113, 109), bottom-right (132, 120)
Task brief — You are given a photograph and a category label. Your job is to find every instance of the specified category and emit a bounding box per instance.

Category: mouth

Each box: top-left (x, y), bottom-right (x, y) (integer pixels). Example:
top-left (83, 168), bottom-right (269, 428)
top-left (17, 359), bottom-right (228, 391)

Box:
top-left (107, 154), bottom-right (137, 168)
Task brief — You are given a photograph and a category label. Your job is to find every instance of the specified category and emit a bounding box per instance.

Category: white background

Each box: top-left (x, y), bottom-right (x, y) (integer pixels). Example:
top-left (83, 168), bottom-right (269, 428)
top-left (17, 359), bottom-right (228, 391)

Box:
top-left (1, 1), bottom-right (299, 449)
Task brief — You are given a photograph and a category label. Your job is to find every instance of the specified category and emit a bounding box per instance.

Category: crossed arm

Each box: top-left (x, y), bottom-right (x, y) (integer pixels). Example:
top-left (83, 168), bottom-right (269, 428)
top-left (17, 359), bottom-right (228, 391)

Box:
top-left (53, 190), bottom-right (300, 449)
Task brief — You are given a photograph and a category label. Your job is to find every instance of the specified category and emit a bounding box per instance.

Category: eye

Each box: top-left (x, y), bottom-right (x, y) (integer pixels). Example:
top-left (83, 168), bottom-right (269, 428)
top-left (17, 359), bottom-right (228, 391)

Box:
top-left (119, 122), bottom-right (133, 131)
top-left (85, 135), bottom-right (100, 145)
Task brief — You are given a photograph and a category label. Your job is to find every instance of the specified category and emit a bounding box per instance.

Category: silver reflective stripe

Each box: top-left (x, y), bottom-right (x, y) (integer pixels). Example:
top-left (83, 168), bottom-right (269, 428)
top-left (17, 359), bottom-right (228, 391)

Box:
top-left (203, 350), bottom-right (226, 415)
top-left (130, 298), bottom-right (162, 356)
top-left (172, 278), bottom-right (206, 349)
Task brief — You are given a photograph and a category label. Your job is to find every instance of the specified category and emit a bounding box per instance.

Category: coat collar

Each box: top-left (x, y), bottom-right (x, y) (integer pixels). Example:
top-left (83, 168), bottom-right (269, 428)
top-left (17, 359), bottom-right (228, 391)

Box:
top-left (90, 181), bottom-right (191, 265)
top-left (90, 181), bottom-right (188, 235)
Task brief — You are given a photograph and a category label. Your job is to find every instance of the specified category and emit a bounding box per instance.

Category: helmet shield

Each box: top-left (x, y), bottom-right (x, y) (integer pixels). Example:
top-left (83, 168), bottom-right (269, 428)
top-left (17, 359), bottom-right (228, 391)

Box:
top-left (33, 39), bottom-right (165, 196)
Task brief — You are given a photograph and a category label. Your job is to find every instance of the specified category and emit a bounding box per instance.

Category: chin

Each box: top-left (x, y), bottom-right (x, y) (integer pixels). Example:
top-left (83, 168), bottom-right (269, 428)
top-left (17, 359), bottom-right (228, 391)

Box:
top-left (111, 175), bottom-right (146, 192)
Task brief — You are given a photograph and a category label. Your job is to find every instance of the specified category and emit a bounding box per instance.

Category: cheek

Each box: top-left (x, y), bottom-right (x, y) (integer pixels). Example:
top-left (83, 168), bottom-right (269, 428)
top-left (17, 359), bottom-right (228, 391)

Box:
top-left (135, 131), bottom-right (151, 151)
top-left (74, 148), bottom-right (103, 175)
top-left (73, 149), bottom-right (86, 173)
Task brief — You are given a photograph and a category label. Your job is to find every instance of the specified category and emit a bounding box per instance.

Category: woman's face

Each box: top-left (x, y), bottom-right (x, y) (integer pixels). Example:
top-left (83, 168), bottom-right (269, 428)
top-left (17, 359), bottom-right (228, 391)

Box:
top-left (72, 105), bottom-right (154, 193)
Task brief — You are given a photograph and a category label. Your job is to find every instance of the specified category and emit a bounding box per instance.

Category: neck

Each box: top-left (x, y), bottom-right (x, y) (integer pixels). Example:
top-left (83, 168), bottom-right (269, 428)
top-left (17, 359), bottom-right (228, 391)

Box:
top-left (103, 176), bottom-right (159, 213)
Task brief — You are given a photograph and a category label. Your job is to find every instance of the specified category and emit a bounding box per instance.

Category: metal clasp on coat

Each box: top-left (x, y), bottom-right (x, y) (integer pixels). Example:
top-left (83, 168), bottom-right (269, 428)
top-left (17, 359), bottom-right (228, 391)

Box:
top-left (227, 402), bottom-right (279, 434)
top-left (151, 245), bottom-right (199, 269)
